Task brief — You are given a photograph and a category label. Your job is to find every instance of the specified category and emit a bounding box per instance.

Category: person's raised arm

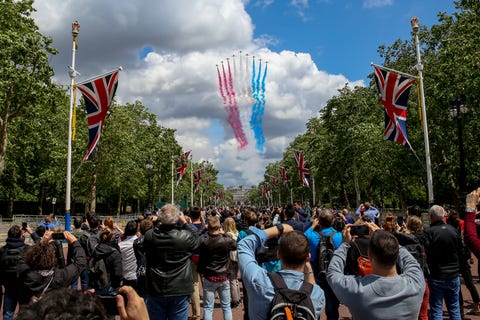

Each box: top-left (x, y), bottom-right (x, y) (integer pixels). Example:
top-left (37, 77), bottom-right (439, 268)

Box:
top-left (464, 188), bottom-right (480, 258)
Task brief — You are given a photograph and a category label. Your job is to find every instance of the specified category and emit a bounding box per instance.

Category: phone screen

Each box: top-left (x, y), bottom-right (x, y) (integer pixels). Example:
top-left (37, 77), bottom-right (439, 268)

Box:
top-left (51, 232), bottom-right (65, 240)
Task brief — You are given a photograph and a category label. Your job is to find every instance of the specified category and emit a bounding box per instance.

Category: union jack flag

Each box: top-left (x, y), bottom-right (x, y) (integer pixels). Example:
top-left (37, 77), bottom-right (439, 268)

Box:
top-left (269, 176), bottom-right (278, 189)
top-left (194, 169), bottom-right (203, 193)
top-left (294, 150), bottom-right (310, 188)
top-left (175, 150), bottom-right (191, 186)
top-left (373, 66), bottom-right (416, 147)
top-left (76, 70), bottom-right (120, 160)
top-left (280, 166), bottom-right (289, 187)
top-left (263, 183), bottom-right (271, 199)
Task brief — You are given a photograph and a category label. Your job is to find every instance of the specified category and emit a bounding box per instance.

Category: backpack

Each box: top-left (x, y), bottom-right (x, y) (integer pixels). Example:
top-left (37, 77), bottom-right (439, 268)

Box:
top-left (352, 240), bottom-right (372, 277)
top-left (403, 239), bottom-right (429, 276)
top-left (315, 231), bottom-right (335, 278)
top-left (0, 245), bottom-right (28, 276)
top-left (267, 272), bottom-right (316, 320)
top-left (88, 255), bottom-right (110, 290)
top-left (79, 231), bottom-right (99, 258)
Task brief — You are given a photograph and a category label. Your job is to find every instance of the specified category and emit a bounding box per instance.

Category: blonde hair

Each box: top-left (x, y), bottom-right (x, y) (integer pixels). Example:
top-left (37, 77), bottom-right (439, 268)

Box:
top-left (224, 217), bottom-right (238, 234)
top-left (382, 212), bottom-right (396, 233)
top-left (406, 215), bottom-right (423, 233)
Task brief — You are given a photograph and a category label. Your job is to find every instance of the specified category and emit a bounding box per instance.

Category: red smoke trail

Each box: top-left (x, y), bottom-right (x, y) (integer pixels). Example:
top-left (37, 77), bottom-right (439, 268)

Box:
top-left (227, 59), bottom-right (248, 149)
top-left (216, 65), bottom-right (227, 105)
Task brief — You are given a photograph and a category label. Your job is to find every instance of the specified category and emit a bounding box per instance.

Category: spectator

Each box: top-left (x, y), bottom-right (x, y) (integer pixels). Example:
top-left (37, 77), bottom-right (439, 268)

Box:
top-left (294, 201), bottom-right (308, 222)
top-left (198, 216), bottom-right (237, 320)
top-left (327, 224), bottom-right (425, 319)
top-left (224, 217), bottom-right (241, 309)
top-left (17, 230), bottom-right (86, 305)
top-left (91, 227), bottom-right (123, 295)
top-left (425, 205), bottom-right (463, 320)
top-left (283, 204), bottom-right (305, 232)
top-left (133, 219), bottom-right (154, 297)
top-left (355, 202), bottom-right (380, 224)
top-left (103, 217), bottom-right (123, 243)
top-left (70, 217), bottom-right (89, 289)
top-left (142, 204), bottom-right (199, 319)
top-left (304, 208), bottom-right (342, 320)
top-left (119, 221), bottom-right (139, 289)
top-left (40, 214), bottom-right (59, 230)
top-left (188, 206), bottom-right (205, 320)
top-left (15, 285), bottom-right (149, 320)
top-left (238, 223), bottom-right (325, 319)
top-left (464, 188), bottom-right (480, 258)
top-left (33, 225), bottom-right (65, 269)
top-left (0, 225), bottom-right (32, 320)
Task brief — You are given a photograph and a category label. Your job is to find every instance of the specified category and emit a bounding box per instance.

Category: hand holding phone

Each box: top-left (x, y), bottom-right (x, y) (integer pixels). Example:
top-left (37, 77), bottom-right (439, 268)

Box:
top-left (51, 232), bottom-right (65, 240)
top-left (22, 222), bottom-right (27, 230)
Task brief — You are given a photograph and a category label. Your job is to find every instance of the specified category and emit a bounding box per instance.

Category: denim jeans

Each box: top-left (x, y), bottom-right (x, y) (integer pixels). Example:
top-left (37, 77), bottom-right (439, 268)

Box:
top-left (428, 277), bottom-right (461, 320)
top-left (71, 268), bottom-right (89, 289)
top-left (3, 289), bottom-right (17, 320)
top-left (203, 278), bottom-right (232, 320)
top-left (146, 294), bottom-right (190, 320)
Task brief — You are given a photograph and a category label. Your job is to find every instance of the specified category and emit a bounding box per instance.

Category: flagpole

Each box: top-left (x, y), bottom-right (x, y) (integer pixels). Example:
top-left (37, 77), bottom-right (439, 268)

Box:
top-left (171, 156), bottom-right (174, 204)
top-left (190, 155), bottom-right (193, 207)
top-left (411, 17), bottom-right (434, 205)
top-left (312, 177), bottom-right (316, 206)
top-left (65, 21), bottom-right (79, 231)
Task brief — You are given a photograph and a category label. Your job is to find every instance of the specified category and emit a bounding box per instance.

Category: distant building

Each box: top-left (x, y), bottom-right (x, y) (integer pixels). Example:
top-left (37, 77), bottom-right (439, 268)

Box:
top-left (227, 186), bottom-right (252, 205)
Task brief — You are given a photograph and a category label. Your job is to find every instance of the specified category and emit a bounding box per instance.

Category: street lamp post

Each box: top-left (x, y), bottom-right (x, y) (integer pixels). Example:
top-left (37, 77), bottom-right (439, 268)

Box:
top-left (450, 96), bottom-right (468, 194)
top-left (146, 158), bottom-right (153, 210)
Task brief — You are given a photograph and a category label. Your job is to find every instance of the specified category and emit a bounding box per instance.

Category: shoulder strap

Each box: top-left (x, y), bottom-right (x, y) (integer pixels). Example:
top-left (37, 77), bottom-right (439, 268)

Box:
top-left (267, 272), bottom-right (288, 290)
top-left (298, 278), bottom-right (314, 295)
top-left (352, 239), bottom-right (367, 257)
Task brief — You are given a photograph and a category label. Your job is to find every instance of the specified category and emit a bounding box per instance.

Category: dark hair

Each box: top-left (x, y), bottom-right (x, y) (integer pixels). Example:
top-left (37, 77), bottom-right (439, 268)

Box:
top-left (368, 230), bottom-right (399, 268)
top-left (99, 228), bottom-right (115, 243)
top-left (278, 231), bottom-right (309, 268)
top-left (243, 210), bottom-right (258, 227)
top-left (25, 242), bottom-right (56, 270)
top-left (190, 206), bottom-right (201, 220)
top-left (87, 212), bottom-right (100, 230)
top-left (284, 204), bottom-right (295, 220)
top-left (73, 217), bottom-right (84, 229)
top-left (15, 287), bottom-right (107, 320)
top-left (8, 225), bottom-right (22, 239)
top-left (124, 220), bottom-right (138, 237)
top-left (35, 226), bottom-right (46, 237)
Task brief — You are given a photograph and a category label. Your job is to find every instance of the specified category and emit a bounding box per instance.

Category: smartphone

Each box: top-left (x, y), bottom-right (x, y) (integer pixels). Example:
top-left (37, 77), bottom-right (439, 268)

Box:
top-left (350, 225), bottom-right (369, 236)
top-left (397, 216), bottom-right (404, 225)
top-left (99, 293), bottom-right (128, 315)
top-left (22, 222), bottom-right (27, 230)
top-left (51, 232), bottom-right (65, 240)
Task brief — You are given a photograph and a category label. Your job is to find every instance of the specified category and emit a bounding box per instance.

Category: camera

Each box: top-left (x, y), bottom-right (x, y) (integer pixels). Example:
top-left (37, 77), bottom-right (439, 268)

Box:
top-left (350, 225), bottom-right (369, 236)
top-left (51, 232), bottom-right (65, 240)
top-left (99, 293), bottom-right (128, 315)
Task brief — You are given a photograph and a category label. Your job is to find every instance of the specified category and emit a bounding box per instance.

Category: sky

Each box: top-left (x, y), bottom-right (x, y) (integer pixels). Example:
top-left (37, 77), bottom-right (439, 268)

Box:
top-left (31, 0), bottom-right (457, 188)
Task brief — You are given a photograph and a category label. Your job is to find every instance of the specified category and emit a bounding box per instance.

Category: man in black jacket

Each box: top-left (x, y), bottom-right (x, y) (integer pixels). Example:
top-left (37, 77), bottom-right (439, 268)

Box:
top-left (425, 205), bottom-right (463, 320)
top-left (143, 204), bottom-right (199, 319)
top-left (198, 216), bottom-right (236, 320)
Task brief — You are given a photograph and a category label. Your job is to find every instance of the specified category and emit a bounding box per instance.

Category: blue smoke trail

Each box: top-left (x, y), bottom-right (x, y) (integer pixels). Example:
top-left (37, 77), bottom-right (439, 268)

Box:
top-left (249, 58), bottom-right (266, 152)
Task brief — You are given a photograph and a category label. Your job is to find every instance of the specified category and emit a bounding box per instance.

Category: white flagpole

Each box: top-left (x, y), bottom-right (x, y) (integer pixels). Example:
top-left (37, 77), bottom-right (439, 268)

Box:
top-left (190, 155), bottom-right (193, 207)
top-left (411, 17), bottom-right (434, 205)
top-left (171, 156), bottom-right (174, 204)
top-left (312, 177), bottom-right (316, 206)
top-left (65, 21), bottom-right (80, 231)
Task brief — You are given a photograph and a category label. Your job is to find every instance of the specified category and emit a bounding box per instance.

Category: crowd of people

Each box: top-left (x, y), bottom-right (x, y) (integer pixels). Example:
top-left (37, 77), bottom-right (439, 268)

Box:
top-left (2, 191), bottom-right (480, 319)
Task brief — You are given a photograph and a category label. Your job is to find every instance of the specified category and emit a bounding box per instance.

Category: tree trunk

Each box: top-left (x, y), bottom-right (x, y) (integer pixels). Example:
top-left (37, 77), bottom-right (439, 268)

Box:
top-left (117, 188), bottom-right (122, 218)
top-left (0, 114), bottom-right (10, 179)
top-left (353, 157), bottom-right (361, 207)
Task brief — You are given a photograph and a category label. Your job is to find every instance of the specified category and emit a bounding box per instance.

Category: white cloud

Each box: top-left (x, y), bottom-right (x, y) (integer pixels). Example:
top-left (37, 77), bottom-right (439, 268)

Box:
top-left (363, 0), bottom-right (394, 8)
top-left (32, 0), bottom-right (364, 187)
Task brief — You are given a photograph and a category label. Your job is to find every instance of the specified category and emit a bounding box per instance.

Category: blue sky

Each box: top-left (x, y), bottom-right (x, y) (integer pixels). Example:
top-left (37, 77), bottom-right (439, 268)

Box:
top-left (33, 0), bottom-right (458, 187)
top-left (247, 0), bottom-right (455, 81)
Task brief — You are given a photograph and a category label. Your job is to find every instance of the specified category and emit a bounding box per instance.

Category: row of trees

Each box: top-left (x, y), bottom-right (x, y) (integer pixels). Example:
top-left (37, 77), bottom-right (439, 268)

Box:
top-left (247, 1), bottom-right (480, 211)
top-left (0, 0), bottom-right (226, 217)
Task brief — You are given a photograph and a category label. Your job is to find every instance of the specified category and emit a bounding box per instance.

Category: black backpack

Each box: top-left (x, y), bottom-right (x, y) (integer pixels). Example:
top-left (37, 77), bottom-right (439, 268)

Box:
top-left (403, 240), bottom-right (429, 276)
top-left (88, 255), bottom-right (110, 290)
top-left (0, 245), bottom-right (28, 276)
top-left (267, 272), bottom-right (315, 320)
top-left (315, 231), bottom-right (335, 278)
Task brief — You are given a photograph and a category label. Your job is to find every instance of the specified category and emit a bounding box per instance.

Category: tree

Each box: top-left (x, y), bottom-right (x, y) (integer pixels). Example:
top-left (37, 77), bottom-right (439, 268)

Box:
top-left (0, 0), bottom-right (57, 179)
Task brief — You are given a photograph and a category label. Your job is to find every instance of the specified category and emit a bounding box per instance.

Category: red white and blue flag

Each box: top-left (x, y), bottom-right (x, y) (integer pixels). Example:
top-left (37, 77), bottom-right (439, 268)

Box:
top-left (76, 70), bottom-right (120, 161)
top-left (294, 150), bottom-right (310, 188)
top-left (280, 166), bottom-right (289, 187)
top-left (175, 150), bottom-right (191, 186)
top-left (194, 169), bottom-right (203, 193)
top-left (263, 183), bottom-right (271, 199)
top-left (269, 176), bottom-right (278, 189)
top-left (373, 65), bottom-right (416, 147)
